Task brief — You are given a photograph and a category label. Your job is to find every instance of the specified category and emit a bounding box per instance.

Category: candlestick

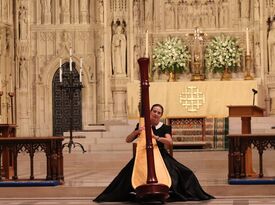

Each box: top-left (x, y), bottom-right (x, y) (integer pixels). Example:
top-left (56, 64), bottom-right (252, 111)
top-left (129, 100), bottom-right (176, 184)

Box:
top-left (246, 28), bottom-right (250, 55)
top-left (59, 58), bottom-right (85, 153)
top-left (0, 91), bottom-right (3, 115)
top-left (145, 30), bottom-right (149, 57)
top-left (8, 91), bottom-right (14, 124)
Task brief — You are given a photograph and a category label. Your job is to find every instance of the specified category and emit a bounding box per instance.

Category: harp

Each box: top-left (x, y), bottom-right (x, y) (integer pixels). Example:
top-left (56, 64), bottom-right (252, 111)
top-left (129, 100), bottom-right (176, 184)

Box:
top-left (131, 57), bottom-right (171, 202)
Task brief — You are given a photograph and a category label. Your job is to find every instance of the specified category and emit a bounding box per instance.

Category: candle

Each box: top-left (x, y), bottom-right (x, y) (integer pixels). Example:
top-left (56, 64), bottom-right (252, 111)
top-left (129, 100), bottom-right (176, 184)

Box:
top-left (10, 76), bottom-right (12, 93)
top-left (70, 57), bottom-right (72, 71)
top-left (145, 30), bottom-right (149, 57)
top-left (246, 28), bottom-right (250, 55)
top-left (69, 47), bottom-right (72, 56)
top-left (59, 59), bottom-right (62, 83)
top-left (80, 58), bottom-right (83, 68)
top-left (59, 67), bottom-right (62, 82)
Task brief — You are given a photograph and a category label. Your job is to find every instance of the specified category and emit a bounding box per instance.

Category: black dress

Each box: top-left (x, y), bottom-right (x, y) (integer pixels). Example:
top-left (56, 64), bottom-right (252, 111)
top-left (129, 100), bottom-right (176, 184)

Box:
top-left (94, 123), bottom-right (214, 202)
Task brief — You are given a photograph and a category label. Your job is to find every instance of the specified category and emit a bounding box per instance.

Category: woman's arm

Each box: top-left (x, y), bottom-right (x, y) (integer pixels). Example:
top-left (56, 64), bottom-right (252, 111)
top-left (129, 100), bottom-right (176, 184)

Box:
top-left (152, 133), bottom-right (173, 146)
top-left (125, 127), bottom-right (144, 143)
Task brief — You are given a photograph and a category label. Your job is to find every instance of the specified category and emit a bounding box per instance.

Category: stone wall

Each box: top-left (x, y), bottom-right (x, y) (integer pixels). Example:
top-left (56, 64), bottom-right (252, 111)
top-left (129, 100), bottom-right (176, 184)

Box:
top-left (0, 0), bottom-right (14, 125)
top-left (1, 0), bottom-right (275, 137)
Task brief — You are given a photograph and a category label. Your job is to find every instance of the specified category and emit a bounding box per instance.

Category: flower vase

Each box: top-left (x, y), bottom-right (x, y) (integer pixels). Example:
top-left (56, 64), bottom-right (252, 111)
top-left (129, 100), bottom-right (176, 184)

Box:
top-left (221, 66), bottom-right (231, 81)
top-left (168, 72), bottom-right (176, 82)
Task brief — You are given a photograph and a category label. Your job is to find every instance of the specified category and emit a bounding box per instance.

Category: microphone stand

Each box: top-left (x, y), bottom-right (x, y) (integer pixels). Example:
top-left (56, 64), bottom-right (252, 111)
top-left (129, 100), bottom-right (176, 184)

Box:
top-left (252, 89), bottom-right (258, 106)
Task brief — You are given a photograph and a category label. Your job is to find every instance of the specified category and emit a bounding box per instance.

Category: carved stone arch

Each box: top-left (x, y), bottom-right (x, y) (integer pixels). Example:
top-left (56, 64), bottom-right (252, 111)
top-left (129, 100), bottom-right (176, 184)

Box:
top-left (52, 61), bottom-right (82, 136)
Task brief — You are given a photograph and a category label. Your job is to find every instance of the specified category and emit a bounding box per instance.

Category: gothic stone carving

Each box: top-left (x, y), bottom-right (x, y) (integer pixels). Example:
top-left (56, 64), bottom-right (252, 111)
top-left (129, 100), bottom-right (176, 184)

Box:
top-left (111, 20), bottom-right (127, 76)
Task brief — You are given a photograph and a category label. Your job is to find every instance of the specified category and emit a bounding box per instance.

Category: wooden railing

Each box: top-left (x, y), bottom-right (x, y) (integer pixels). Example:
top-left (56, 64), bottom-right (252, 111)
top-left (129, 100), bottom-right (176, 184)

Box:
top-left (0, 137), bottom-right (64, 184)
top-left (228, 133), bottom-right (275, 179)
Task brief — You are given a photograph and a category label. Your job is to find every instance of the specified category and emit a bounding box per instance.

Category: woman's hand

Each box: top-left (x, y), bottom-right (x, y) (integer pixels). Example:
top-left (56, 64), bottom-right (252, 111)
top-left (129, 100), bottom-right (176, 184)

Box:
top-left (151, 129), bottom-right (160, 141)
top-left (151, 131), bottom-right (173, 146)
top-left (126, 126), bottom-right (144, 143)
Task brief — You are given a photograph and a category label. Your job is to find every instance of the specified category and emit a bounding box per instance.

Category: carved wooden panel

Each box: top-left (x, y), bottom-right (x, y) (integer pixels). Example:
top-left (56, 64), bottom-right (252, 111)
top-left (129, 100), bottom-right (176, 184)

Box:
top-left (167, 117), bottom-right (205, 142)
top-left (52, 62), bottom-right (82, 136)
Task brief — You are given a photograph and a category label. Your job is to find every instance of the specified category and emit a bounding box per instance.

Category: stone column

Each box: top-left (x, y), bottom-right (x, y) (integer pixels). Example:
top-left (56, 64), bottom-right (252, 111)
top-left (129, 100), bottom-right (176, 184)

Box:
top-left (41, 0), bottom-right (51, 24)
top-left (112, 88), bottom-right (127, 120)
top-left (268, 24), bottom-right (275, 73)
top-left (98, 0), bottom-right (104, 24)
top-left (61, 0), bottom-right (70, 24)
top-left (80, 0), bottom-right (89, 24)
top-left (96, 46), bottom-right (105, 123)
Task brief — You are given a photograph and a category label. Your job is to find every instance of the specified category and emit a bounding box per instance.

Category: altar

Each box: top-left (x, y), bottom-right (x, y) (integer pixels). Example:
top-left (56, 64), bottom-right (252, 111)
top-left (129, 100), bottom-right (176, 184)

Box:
top-left (127, 80), bottom-right (263, 119)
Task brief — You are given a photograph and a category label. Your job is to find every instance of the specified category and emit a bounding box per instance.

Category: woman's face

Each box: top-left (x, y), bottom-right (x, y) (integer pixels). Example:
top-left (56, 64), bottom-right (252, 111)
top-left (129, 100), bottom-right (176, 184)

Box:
top-left (150, 106), bottom-right (163, 125)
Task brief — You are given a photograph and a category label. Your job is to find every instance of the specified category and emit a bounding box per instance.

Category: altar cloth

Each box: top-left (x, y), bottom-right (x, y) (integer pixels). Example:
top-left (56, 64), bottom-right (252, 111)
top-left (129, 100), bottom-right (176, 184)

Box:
top-left (127, 80), bottom-right (263, 118)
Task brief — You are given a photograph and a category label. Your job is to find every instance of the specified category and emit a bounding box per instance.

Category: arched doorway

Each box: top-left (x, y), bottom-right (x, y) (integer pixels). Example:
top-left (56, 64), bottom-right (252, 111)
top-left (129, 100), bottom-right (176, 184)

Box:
top-left (52, 62), bottom-right (82, 136)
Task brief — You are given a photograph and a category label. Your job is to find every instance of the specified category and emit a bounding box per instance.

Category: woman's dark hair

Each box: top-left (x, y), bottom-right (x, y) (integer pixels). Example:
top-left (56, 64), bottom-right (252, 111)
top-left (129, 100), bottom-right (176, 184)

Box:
top-left (150, 104), bottom-right (164, 114)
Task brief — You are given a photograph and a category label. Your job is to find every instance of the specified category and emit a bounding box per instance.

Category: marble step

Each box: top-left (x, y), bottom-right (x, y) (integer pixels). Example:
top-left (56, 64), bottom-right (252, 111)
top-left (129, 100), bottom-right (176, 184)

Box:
top-left (1, 184), bottom-right (275, 198)
top-left (62, 122), bottom-right (139, 152)
top-left (83, 124), bottom-right (107, 131)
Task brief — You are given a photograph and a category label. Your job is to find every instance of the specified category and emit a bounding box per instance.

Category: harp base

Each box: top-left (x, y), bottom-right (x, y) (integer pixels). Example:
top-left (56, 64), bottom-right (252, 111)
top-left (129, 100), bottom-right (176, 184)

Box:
top-left (135, 183), bottom-right (169, 203)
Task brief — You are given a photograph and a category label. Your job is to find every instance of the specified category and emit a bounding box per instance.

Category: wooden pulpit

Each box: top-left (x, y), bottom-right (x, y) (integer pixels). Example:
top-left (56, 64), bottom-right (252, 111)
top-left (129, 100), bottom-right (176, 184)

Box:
top-left (0, 124), bottom-right (16, 178)
top-left (227, 105), bottom-right (264, 176)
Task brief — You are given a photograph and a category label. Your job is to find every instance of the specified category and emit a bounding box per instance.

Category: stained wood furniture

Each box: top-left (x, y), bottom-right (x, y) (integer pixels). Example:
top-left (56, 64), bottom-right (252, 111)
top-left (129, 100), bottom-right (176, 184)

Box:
top-left (227, 106), bottom-right (264, 176)
top-left (0, 137), bottom-right (64, 183)
top-left (228, 133), bottom-right (275, 179)
top-left (0, 124), bottom-right (16, 178)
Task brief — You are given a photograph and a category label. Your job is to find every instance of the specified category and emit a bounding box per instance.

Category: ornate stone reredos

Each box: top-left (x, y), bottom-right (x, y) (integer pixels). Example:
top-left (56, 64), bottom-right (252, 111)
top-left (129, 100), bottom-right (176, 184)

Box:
top-left (17, 42), bottom-right (29, 58)
top-left (57, 30), bottom-right (72, 52)
top-left (5, 28), bottom-right (12, 53)
top-left (268, 15), bottom-right (275, 30)
top-left (111, 19), bottom-right (127, 35)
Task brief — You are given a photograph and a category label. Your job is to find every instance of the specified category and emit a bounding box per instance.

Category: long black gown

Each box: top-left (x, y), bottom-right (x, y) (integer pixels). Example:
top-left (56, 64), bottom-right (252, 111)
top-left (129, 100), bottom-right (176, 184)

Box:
top-left (94, 123), bottom-right (214, 202)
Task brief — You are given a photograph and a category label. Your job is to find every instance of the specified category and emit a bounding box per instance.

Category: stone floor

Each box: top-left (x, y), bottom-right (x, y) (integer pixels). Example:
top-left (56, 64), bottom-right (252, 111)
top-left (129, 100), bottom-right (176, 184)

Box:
top-left (1, 148), bottom-right (275, 204)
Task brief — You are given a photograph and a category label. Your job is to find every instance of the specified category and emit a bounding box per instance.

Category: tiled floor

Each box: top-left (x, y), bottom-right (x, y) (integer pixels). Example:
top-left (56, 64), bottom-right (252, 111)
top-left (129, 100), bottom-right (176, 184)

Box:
top-left (1, 149), bottom-right (275, 204)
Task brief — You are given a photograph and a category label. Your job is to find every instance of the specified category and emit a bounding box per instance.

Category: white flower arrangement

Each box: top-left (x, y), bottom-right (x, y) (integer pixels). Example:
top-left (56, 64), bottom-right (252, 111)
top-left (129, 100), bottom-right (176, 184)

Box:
top-left (152, 37), bottom-right (191, 73)
top-left (205, 34), bottom-right (243, 73)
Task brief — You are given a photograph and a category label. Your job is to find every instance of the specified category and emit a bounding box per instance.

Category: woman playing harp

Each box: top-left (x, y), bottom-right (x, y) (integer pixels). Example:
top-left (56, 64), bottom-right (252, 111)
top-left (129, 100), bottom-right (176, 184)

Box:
top-left (93, 103), bottom-right (214, 202)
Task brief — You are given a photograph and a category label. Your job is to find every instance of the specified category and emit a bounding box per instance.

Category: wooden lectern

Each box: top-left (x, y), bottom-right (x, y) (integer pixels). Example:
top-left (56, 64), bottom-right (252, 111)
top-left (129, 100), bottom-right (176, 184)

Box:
top-left (227, 105), bottom-right (264, 176)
